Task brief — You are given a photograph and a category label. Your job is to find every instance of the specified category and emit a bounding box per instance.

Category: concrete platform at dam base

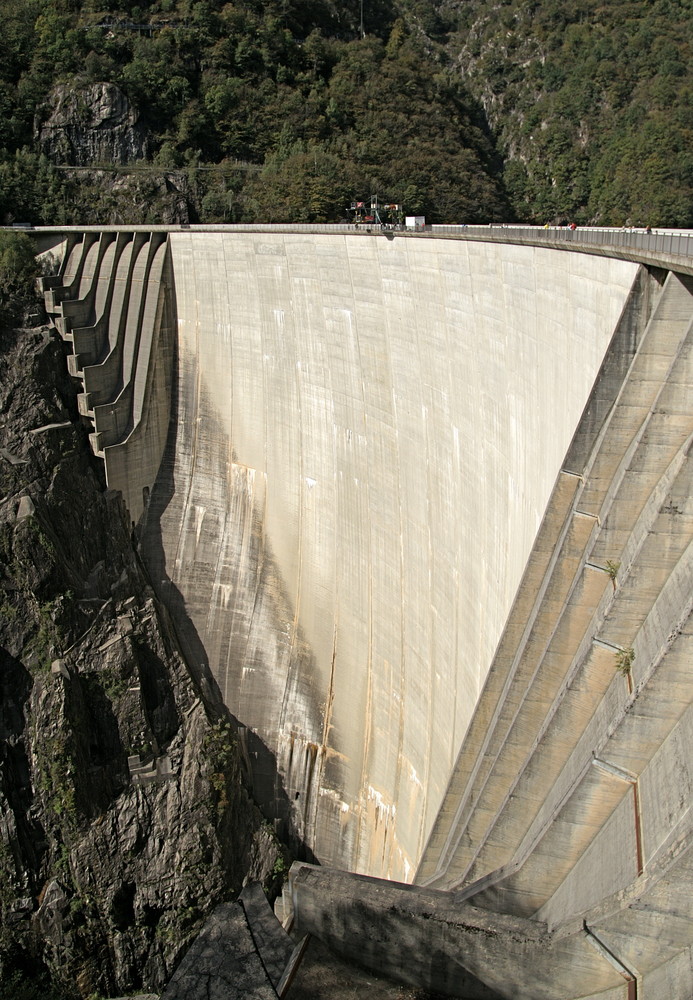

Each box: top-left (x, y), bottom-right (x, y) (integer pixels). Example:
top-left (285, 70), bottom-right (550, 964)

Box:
top-left (34, 225), bottom-right (693, 999)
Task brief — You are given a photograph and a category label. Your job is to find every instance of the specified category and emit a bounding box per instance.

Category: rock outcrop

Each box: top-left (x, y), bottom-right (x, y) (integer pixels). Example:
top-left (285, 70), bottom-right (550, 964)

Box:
top-left (38, 82), bottom-right (149, 167)
top-left (34, 80), bottom-right (194, 223)
top-left (0, 324), bottom-right (283, 997)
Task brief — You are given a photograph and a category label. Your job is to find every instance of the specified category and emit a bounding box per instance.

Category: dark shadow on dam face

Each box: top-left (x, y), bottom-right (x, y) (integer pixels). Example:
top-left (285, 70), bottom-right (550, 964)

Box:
top-left (136, 298), bottom-right (317, 865)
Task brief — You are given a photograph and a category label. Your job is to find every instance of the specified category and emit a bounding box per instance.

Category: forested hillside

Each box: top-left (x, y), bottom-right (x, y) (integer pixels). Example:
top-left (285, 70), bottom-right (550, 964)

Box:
top-left (0, 0), bottom-right (690, 225)
top-left (445, 0), bottom-right (692, 225)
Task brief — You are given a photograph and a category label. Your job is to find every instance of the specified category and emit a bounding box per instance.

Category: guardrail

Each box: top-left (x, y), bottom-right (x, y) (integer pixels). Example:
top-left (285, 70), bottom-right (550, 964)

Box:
top-left (14, 222), bottom-right (693, 273)
top-left (428, 224), bottom-right (693, 261)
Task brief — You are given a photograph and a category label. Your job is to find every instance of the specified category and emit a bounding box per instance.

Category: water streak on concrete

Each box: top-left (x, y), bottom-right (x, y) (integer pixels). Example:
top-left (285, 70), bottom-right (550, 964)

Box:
top-left (156, 232), bottom-right (638, 877)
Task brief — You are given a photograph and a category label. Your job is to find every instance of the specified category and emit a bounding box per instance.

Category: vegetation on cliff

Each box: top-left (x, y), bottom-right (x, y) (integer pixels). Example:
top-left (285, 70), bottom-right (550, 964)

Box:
top-left (445, 0), bottom-right (692, 226)
top-left (0, 0), bottom-right (509, 224)
top-left (0, 232), bottom-right (40, 329)
top-left (0, 0), bottom-right (689, 225)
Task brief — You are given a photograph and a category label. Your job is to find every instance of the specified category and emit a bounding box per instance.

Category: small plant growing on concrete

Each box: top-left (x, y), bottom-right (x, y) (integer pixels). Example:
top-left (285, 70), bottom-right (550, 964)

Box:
top-left (614, 647), bottom-right (635, 675)
top-left (605, 560), bottom-right (621, 589)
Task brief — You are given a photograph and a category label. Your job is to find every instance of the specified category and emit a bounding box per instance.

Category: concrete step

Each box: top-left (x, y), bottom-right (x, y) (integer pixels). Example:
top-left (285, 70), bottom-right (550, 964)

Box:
top-left (416, 470), bottom-right (584, 887)
top-left (454, 341), bottom-right (693, 914)
top-left (240, 883), bottom-right (295, 991)
top-left (578, 270), bottom-right (693, 520)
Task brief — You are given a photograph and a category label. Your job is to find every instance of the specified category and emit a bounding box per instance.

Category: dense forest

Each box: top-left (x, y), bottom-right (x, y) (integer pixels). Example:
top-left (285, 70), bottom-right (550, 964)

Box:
top-left (449, 0), bottom-right (693, 225)
top-left (0, 0), bottom-right (691, 224)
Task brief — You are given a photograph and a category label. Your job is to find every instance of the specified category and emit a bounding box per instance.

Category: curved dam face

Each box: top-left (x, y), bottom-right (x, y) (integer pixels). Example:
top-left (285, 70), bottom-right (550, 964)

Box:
top-left (146, 232), bottom-right (638, 879)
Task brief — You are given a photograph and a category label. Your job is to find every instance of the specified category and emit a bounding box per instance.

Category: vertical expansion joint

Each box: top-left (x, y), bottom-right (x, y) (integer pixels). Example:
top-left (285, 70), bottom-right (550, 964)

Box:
top-left (591, 759), bottom-right (645, 874)
top-left (632, 781), bottom-right (645, 877)
top-left (583, 922), bottom-right (639, 996)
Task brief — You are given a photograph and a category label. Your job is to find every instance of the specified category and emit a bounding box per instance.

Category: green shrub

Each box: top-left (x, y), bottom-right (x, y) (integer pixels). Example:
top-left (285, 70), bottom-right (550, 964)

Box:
top-left (0, 231), bottom-right (37, 329)
top-left (614, 647), bottom-right (635, 676)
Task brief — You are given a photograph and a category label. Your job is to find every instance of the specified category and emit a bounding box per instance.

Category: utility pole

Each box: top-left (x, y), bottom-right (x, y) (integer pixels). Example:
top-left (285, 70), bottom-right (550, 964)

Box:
top-left (360, 0), bottom-right (364, 38)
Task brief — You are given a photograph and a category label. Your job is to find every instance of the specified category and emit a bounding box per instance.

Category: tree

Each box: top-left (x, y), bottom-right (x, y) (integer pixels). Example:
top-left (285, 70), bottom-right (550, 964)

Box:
top-left (0, 230), bottom-right (38, 330)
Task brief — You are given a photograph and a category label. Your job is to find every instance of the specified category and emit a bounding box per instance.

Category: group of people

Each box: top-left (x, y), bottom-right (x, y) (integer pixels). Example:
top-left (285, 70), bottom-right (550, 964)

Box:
top-left (542, 221), bottom-right (654, 234)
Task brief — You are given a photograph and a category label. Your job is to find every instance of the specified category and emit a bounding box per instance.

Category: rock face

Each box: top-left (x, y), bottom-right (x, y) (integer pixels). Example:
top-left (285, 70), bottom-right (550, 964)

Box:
top-left (0, 324), bottom-right (283, 997)
top-left (38, 82), bottom-right (149, 166)
top-left (34, 80), bottom-right (193, 222)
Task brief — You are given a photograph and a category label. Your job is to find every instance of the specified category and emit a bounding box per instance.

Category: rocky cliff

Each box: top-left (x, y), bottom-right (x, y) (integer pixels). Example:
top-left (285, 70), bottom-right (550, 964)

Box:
top-left (38, 82), bottom-right (149, 168)
top-left (34, 82), bottom-right (192, 225)
top-left (0, 321), bottom-right (283, 998)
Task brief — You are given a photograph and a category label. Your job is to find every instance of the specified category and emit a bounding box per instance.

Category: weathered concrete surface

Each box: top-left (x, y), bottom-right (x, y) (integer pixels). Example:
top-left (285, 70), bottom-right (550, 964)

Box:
top-left (238, 883), bottom-right (295, 992)
top-left (160, 902), bottom-right (278, 999)
top-left (287, 862), bottom-right (626, 999)
top-left (150, 232), bottom-right (638, 879)
top-left (36, 229), bottom-right (693, 997)
top-left (41, 232), bottom-right (175, 522)
top-left (284, 831), bottom-right (693, 998)
top-left (417, 272), bottom-right (693, 895)
top-left (161, 887), bottom-right (311, 1000)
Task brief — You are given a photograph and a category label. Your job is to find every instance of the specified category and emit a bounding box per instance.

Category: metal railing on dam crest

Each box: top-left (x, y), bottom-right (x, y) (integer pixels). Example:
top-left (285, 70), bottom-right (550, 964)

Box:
top-left (30, 221), bottom-right (693, 274)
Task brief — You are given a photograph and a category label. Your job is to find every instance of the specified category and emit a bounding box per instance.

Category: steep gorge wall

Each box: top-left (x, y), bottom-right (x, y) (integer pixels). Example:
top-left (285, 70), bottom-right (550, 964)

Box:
top-left (0, 323), bottom-right (281, 997)
top-left (143, 232), bottom-right (639, 879)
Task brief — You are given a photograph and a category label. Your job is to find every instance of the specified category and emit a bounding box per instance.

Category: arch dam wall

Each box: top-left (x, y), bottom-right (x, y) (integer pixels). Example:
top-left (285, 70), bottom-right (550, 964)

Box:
top-left (38, 227), bottom-right (693, 998)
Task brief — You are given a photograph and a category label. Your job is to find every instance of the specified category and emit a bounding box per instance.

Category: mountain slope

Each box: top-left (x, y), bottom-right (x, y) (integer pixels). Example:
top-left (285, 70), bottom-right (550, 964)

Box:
top-left (0, 1), bottom-right (690, 224)
top-left (441, 0), bottom-right (692, 224)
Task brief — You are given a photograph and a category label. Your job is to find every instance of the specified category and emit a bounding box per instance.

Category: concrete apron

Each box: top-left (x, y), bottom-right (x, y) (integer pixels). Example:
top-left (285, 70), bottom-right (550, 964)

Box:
top-left (286, 863), bottom-right (631, 1000)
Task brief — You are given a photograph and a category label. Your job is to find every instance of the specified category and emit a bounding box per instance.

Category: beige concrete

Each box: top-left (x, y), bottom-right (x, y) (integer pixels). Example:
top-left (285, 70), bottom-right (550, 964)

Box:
top-left (404, 269), bottom-right (693, 996)
top-left (417, 272), bottom-right (692, 887)
top-left (156, 232), bottom-right (638, 877)
top-left (286, 862), bottom-right (628, 999)
top-left (42, 232), bottom-right (175, 523)
top-left (102, 241), bottom-right (175, 522)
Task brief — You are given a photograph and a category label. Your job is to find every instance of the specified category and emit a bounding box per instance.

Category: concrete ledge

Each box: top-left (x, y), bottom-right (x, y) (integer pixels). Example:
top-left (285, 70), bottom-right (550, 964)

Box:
top-left (239, 883), bottom-right (294, 991)
top-left (287, 863), bottom-right (623, 999)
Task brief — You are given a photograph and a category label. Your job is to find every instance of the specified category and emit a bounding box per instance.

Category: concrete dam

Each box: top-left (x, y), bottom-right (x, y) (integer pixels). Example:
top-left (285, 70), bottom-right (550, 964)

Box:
top-left (39, 226), bottom-right (693, 998)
